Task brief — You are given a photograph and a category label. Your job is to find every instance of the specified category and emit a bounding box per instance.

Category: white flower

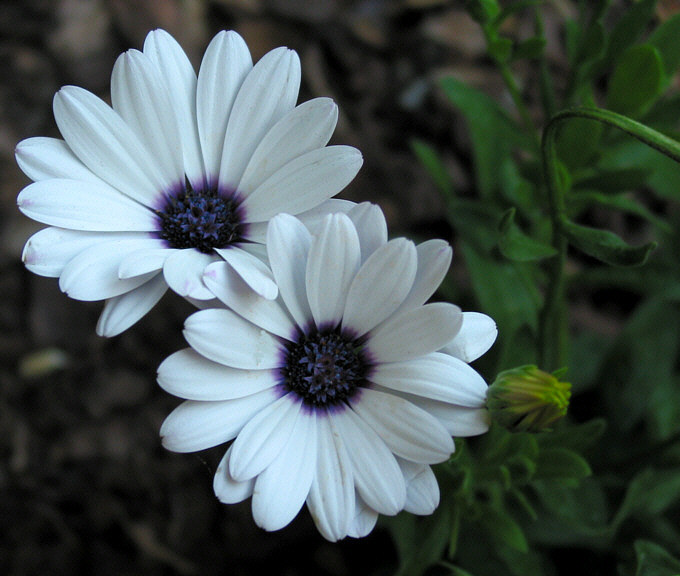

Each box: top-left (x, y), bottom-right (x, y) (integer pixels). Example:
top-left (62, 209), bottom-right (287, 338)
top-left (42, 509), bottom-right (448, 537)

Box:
top-left (16, 29), bottom-right (362, 336)
top-left (158, 205), bottom-right (497, 541)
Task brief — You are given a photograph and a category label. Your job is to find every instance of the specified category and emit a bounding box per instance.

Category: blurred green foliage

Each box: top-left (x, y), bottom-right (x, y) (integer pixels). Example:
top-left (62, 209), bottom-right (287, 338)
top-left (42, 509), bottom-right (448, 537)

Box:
top-left (387, 1), bottom-right (680, 575)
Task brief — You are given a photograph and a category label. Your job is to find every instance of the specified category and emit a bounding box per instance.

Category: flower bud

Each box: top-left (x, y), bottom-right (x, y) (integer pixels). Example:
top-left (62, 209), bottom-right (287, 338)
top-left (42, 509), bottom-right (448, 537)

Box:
top-left (486, 365), bottom-right (571, 433)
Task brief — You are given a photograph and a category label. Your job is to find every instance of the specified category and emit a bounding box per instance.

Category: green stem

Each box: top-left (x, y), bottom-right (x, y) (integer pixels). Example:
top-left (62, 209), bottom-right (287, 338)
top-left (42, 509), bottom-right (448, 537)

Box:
top-left (539, 106), bottom-right (680, 370)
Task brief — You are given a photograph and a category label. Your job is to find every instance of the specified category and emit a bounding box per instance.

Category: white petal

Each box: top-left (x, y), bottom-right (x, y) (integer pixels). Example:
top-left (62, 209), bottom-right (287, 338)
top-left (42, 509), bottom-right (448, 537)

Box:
top-left (399, 459), bottom-right (440, 515)
top-left (229, 394), bottom-right (302, 481)
top-left (242, 146), bottom-right (363, 222)
top-left (306, 415), bottom-right (355, 542)
top-left (16, 137), bottom-right (105, 183)
top-left (163, 248), bottom-right (218, 300)
top-left (96, 273), bottom-right (168, 336)
top-left (214, 445), bottom-right (255, 504)
top-left (203, 261), bottom-right (295, 340)
top-left (397, 240), bottom-right (452, 314)
top-left (111, 49), bottom-right (184, 186)
top-left (22, 227), bottom-right (141, 278)
top-left (238, 97), bottom-right (338, 195)
top-left (267, 214), bottom-right (313, 329)
top-left (306, 214), bottom-right (361, 328)
top-left (342, 238), bottom-right (417, 337)
top-left (371, 352), bottom-right (488, 407)
top-left (219, 47), bottom-right (301, 190)
top-left (294, 198), bottom-right (357, 235)
top-left (143, 29), bottom-right (205, 188)
top-left (368, 302), bottom-right (463, 363)
top-left (196, 31), bottom-right (252, 185)
top-left (350, 388), bottom-right (453, 464)
top-left (346, 202), bottom-right (388, 263)
top-left (183, 308), bottom-right (282, 370)
top-left (410, 398), bottom-right (490, 437)
top-left (118, 245), bottom-right (173, 279)
top-left (331, 406), bottom-right (406, 516)
top-left (157, 347), bottom-right (278, 401)
top-left (160, 388), bottom-right (278, 453)
top-left (53, 86), bottom-right (168, 206)
top-left (440, 312), bottom-right (498, 362)
top-left (347, 497), bottom-right (379, 538)
top-left (214, 246), bottom-right (277, 300)
top-left (59, 239), bottom-right (160, 301)
top-left (18, 179), bottom-right (158, 231)
top-left (252, 409), bottom-right (317, 531)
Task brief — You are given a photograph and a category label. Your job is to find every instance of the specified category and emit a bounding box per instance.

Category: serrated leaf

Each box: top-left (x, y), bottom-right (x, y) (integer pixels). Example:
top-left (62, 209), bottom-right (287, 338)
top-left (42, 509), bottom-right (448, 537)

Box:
top-left (606, 44), bottom-right (665, 118)
top-left (498, 208), bottom-right (558, 262)
top-left (534, 448), bottom-right (591, 482)
top-left (560, 217), bottom-right (657, 267)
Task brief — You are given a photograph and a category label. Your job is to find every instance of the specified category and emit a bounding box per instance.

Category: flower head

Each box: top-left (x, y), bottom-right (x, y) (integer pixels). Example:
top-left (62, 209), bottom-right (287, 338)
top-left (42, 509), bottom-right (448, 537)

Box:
top-left (16, 29), bottom-right (362, 336)
top-left (486, 365), bottom-right (571, 433)
top-left (158, 205), bottom-right (497, 541)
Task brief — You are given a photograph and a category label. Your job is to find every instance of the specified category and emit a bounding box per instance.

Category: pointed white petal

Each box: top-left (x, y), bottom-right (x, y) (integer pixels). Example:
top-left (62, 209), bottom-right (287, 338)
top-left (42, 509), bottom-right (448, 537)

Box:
top-left (203, 261), bottom-right (295, 339)
top-left (197, 31), bottom-right (252, 185)
top-left (214, 246), bottom-right (277, 300)
top-left (342, 238), bottom-right (417, 337)
top-left (350, 388), bottom-right (453, 464)
top-left (18, 179), bottom-right (158, 232)
top-left (214, 445), bottom-right (255, 504)
top-left (346, 202), bottom-right (388, 262)
top-left (242, 146), bottom-right (363, 222)
top-left (158, 347), bottom-right (278, 401)
top-left (21, 228), bottom-right (141, 278)
top-left (252, 409), bottom-right (316, 531)
top-left (440, 312), bottom-right (498, 362)
top-left (229, 394), bottom-right (301, 481)
top-left (53, 86), bottom-right (169, 206)
top-left (368, 303), bottom-right (463, 363)
top-left (143, 29), bottom-right (205, 188)
top-left (183, 308), bottom-right (283, 370)
top-left (219, 47), bottom-right (301, 190)
top-left (16, 137), bottom-right (104, 183)
top-left (371, 351), bottom-right (488, 407)
top-left (238, 97), bottom-right (338, 195)
top-left (160, 388), bottom-right (278, 453)
top-left (59, 239), bottom-right (160, 301)
top-left (306, 414), bottom-right (355, 542)
top-left (331, 407), bottom-right (406, 516)
top-left (96, 273), bottom-right (168, 336)
top-left (267, 214), bottom-right (313, 329)
top-left (163, 248), bottom-right (218, 300)
top-left (397, 240), bottom-right (452, 314)
top-left (111, 49), bottom-right (184, 186)
top-left (118, 245), bottom-right (173, 279)
top-left (399, 459), bottom-right (440, 515)
top-left (306, 214), bottom-right (361, 328)
top-left (409, 398), bottom-right (490, 437)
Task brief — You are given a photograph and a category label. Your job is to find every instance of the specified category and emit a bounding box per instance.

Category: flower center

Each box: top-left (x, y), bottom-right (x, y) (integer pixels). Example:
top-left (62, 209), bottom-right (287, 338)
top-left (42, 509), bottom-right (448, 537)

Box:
top-left (156, 184), bottom-right (243, 253)
top-left (281, 329), bottom-right (368, 408)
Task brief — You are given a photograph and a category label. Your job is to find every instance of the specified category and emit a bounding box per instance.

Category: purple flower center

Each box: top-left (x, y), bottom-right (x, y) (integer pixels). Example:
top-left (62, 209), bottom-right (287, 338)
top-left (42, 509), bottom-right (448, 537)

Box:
top-left (281, 329), bottom-right (368, 407)
top-left (156, 185), bottom-right (243, 253)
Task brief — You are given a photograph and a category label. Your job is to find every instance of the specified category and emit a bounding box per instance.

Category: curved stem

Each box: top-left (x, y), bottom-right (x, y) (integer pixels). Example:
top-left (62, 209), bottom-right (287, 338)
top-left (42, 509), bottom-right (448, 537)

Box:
top-left (539, 107), bottom-right (680, 370)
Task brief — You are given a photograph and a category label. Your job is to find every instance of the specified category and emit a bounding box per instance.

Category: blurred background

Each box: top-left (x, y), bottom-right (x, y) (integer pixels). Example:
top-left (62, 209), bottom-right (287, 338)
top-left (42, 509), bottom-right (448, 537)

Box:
top-left (1, 1), bottom-right (679, 575)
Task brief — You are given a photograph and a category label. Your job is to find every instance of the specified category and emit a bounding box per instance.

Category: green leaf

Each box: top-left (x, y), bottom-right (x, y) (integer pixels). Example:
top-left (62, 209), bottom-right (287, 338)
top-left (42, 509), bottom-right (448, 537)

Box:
top-left (600, 0), bottom-right (657, 69)
top-left (634, 540), bottom-right (680, 576)
top-left (648, 12), bottom-right (680, 81)
top-left (534, 448), bottom-right (591, 482)
top-left (572, 167), bottom-right (652, 193)
top-left (410, 138), bottom-right (453, 197)
top-left (512, 37), bottom-right (547, 61)
top-left (606, 44), bottom-right (665, 118)
top-left (536, 418), bottom-right (607, 452)
top-left (559, 217), bottom-right (657, 267)
top-left (439, 76), bottom-right (528, 196)
top-left (464, 0), bottom-right (500, 23)
top-left (555, 111), bottom-right (603, 169)
top-left (613, 468), bottom-right (680, 530)
top-left (477, 505), bottom-right (528, 552)
top-left (498, 208), bottom-right (558, 262)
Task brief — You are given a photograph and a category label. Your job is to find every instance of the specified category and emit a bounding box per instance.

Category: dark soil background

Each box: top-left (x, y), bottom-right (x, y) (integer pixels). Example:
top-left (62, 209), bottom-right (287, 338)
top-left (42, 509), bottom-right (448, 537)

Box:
top-left (1, 1), bottom-right (672, 575)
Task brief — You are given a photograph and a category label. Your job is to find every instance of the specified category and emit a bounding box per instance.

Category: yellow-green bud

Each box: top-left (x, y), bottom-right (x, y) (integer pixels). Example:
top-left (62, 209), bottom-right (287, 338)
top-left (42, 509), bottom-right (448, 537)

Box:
top-left (486, 365), bottom-right (571, 433)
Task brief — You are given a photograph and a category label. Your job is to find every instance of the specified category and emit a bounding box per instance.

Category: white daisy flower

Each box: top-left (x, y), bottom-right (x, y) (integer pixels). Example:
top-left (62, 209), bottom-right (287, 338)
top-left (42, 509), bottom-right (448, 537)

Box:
top-left (158, 206), bottom-right (497, 541)
top-left (16, 29), bottom-right (362, 336)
